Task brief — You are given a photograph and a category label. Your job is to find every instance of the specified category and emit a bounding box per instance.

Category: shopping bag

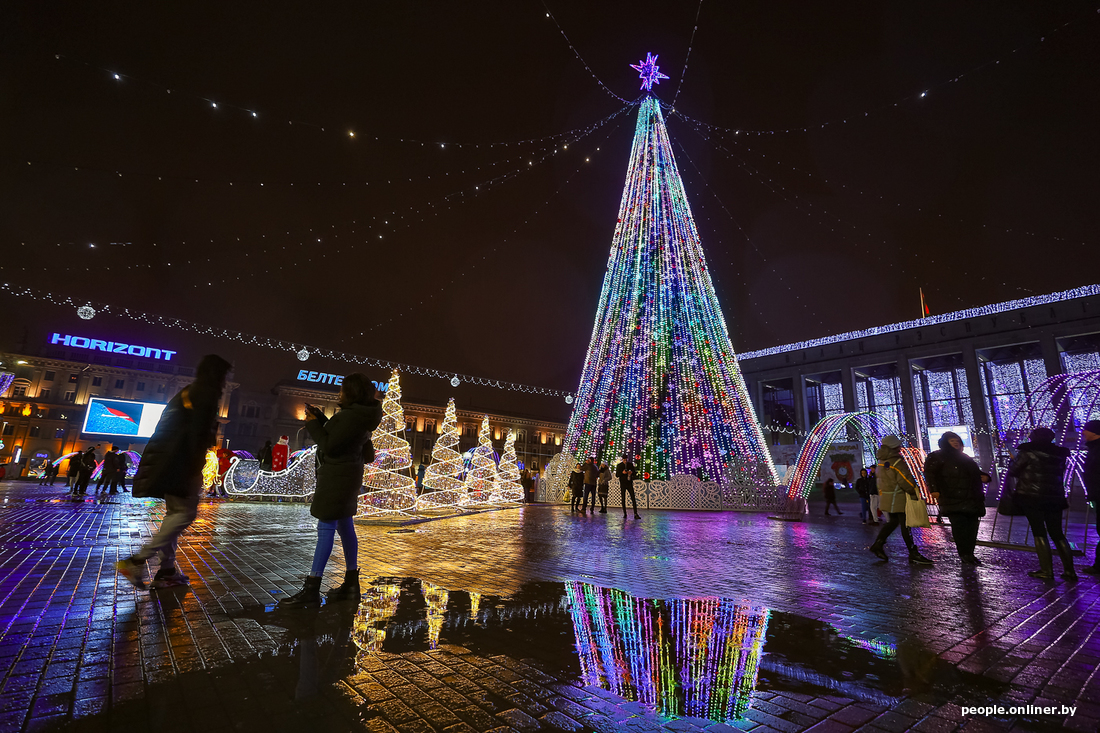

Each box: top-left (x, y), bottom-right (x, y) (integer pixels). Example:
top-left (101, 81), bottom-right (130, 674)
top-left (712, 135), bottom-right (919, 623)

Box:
top-left (905, 495), bottom-right (931, 528)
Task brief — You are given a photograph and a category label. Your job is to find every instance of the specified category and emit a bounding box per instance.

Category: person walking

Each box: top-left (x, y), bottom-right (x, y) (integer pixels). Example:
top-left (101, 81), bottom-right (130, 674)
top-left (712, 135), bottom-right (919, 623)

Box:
top-left (417, 462), bottom-right (428, 495)
top-left (117, 450), bottom-right (131, 492)
top-left (822, 477), bottom-right (842, 515)
top-left (280, 374), bottom-right (383, 608)
top-left (582, 458), bottom-right (598, 513)
top-left (1008, 428), bottom-right (1075, 580)
top-left (868, 435), bottom-right (933, 565)
top-left (1081, 420), bottom-right (1100, 575)
top-left (855, 469), bottom-right (873, 524)
top-left (596, 462), bottom-right (611, 514)
top-left (615, 454), bottom-right (641, 519)
top-left (115, 355), bottom-right (233, 590)
top-left (73, 447), bottom-right (96, 496)
top-left (520, 467), bottom-right (533, 503)
top-left (924, 431), bottom-right (991, 565)
top-left (568, 463), bottom-right (584, 511)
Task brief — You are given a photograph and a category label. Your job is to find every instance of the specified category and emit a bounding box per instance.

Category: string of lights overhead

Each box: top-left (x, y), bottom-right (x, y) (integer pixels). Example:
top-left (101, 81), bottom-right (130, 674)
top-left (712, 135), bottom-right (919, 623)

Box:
top-left (665, 7), bottom-right (1099, 136)
top-left (2, 105), bottom-right (632, 282)
top-left (671, 0), bottom-right (704, 108)
top-left (539, 2), bottom-right (632, 103)
top-left (672, 110), bottom-right (1033, 308)
top-left (51, 51), bottom-right (625, 150)
top-left (702, 135), bottom-right (1095, 252)
top-left (672, 140), bottom-right (824, 331)
top-left (0, 283), bottom-right (574, 399)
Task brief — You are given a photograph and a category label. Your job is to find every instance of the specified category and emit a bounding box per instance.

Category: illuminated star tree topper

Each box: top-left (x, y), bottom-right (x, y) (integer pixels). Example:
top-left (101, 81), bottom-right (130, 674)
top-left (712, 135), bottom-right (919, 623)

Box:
top-left (630, 53), bottom-right (669, 92)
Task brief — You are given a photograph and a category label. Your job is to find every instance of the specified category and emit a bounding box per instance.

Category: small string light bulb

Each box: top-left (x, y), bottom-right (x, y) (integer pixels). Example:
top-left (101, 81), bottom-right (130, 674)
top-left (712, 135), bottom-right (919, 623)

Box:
top-left (349, 131), bottom-right (355, 138)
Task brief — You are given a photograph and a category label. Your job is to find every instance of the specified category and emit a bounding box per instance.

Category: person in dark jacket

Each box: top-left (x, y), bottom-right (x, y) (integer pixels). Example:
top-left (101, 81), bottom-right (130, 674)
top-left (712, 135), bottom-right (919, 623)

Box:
top-left (854, 469), bottom-right (874, 524)
top-left (616, 455), bottom-right (640, 518)
top-left (822, 477), bottom-right (842, 516)
top-left (597, 462), bottom-right (611, 514)
top-left (923, 431), bottom-right (991, 565)
top-left (581, 458), bottom-right (598, 513)
top-left (280, 374), bottom-right (382, 608)
top-left (72, 447), bottom-right (97, 496)
top-left (100, 447), bottom-right (122, 495)
top-left (1081, 420), bottom-right (1100, 575)
top-left (115, 355), bottom-right (232, 590)
top-left (568, 463), bottom-right (584, 511)
top-left (1008, 427), bottom-right (1075, 580)
top-left (258, 439), bottom-right (273, 471)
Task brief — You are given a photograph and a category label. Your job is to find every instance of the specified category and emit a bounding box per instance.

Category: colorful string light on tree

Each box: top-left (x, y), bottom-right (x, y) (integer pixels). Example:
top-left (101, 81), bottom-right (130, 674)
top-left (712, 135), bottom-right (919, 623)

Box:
top-left (564, 90), bottom-right (776, 484)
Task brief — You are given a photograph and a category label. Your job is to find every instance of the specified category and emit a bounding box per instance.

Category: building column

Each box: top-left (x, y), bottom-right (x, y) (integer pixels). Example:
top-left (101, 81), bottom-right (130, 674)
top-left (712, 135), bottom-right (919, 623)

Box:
top-left (792, 372), bottom-right (808, 434)
top-left (840, 365), bottom-right (856, 413)
top-left (962, 344), bottom-right (995, 474)
top-left (1038, 331), bottom-right (1063, 379)
top-left (896, 355), bottom-right (918, 443)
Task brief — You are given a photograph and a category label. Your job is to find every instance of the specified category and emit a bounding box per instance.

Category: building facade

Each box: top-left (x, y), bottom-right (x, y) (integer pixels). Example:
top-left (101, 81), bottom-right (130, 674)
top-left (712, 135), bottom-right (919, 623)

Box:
top-left (0, 337), bottom-right (236, 478)
top-left (736, 285), bottom-right (1100, 479)
top-left (224, 376), bottom-right (568, 474)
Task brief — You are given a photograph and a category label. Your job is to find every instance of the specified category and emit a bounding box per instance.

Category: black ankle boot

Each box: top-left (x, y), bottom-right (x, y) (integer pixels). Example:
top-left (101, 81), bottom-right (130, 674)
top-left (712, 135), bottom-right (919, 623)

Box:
top-left (868, 542), bottom-right (888, 561)
top-left (908, 547), bottom-right (934, 565)
top-left (279, 576), bottom-right (322, 608)
top-left (1053, 538), bottom-right (1078, 580)
top-left (326, 568), bottom-right (360, 601)
top-left (1028, 538), bottom-right (1054, 580)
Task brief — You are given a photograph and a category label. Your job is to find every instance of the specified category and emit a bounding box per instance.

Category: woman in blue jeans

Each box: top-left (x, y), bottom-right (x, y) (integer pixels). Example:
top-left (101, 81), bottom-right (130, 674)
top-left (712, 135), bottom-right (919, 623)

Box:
top-left (280, 373), bottom-right (382, 608)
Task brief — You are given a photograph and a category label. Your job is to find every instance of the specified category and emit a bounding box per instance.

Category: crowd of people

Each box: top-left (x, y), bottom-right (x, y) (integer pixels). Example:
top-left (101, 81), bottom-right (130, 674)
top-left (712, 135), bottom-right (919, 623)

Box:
top-left (567, 456), bottom-right (641, 518)
top-left (849, 426), bottom-right (1100, 579)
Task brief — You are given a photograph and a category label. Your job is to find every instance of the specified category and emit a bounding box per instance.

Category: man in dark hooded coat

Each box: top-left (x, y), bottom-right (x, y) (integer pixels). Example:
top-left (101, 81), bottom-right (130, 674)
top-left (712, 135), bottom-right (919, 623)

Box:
top-left (115, 355), bottom-right (232, 590)
top-left (923, 431), bottom-right (990, 565)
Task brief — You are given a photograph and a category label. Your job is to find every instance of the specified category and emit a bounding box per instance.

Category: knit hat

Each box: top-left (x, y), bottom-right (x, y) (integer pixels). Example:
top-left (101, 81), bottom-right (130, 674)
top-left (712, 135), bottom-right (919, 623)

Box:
top-left (1029, 427), bottom-right (1055, 443)
top-left (1084, 419), bottom-right (1100, 435)
top-left (880, 435), bottom-right (902, 449)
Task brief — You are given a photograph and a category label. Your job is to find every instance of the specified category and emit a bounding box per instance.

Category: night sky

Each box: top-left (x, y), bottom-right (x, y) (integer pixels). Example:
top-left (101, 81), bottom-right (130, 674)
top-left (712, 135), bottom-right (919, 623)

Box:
top-left (2, 1), bottom-right (1098, 422)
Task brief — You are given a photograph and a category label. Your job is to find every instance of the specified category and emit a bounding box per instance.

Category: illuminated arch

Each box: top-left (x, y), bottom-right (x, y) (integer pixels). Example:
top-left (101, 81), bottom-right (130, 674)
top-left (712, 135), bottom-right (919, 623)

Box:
top-left (1002, 369), bottom-right (1100, 496)
top-left (786, 412), bottom-right (930, 501)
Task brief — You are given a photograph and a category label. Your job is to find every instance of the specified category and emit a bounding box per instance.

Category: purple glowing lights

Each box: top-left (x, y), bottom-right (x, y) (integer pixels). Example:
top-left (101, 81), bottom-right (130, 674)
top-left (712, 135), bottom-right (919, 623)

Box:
top-left (630, 53), bottom-right (669, 92)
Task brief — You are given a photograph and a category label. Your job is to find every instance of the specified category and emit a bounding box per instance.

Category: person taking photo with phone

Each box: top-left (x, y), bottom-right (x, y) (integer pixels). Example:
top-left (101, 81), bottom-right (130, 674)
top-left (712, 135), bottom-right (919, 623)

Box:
top-left (280, 373), bottom-right (382, 608)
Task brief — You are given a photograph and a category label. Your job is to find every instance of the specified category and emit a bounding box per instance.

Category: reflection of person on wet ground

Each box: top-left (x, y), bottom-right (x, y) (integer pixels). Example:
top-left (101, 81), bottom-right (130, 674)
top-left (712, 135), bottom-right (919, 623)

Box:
top-left (822, 478), bottom-right (842, 515)
top-left (597, 462), bottom-right (611, 513)
top-left (568, 463), bottom-right (584, 511)
top-left (1008, 427), bottom-right (1076, 580)
top-left (923, 431), bottom-right (991, 566)
top-left (293, 606), bottom-right (357, 701)
top-left (615, 455), bottom-right (641, 519)
top-left (868, 435), bottom-right (933, 565)
top-left (280, 374), bottom-right (382, 609)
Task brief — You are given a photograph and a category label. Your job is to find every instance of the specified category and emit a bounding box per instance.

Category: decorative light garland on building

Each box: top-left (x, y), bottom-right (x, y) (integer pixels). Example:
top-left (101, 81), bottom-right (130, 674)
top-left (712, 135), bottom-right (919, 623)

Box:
top-left (736, 285), bottom-right (1100, 360)
top-left (564, 91), bottom-right (777, 484)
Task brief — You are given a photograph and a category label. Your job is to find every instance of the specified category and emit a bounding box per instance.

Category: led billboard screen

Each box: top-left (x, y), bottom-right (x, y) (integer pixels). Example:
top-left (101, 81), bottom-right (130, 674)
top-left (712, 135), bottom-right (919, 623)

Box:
top-left (81, 397), bottom-right (167, 438)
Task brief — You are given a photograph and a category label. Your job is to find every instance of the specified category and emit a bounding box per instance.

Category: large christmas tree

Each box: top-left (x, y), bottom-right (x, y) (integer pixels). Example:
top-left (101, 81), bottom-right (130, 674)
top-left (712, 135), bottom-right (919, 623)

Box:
top-left (564, 56), bottom-right (777, 484)
top-left (359, 369), bottom-right (417, 515)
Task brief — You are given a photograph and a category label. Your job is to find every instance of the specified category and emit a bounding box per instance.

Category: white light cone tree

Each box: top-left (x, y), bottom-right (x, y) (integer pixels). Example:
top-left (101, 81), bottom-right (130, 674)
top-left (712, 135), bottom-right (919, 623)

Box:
top-left (464, 415), bottom-right (497, 505)
top-left (492, 429), bottom-right (524, 503)
top-left (417, 398), bottom-right (467, 509)
top-left (359, 369), bottom-right (417, 516)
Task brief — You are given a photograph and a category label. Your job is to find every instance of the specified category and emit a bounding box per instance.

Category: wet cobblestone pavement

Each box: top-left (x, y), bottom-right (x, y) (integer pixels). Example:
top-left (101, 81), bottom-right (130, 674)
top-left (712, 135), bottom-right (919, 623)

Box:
top-left (0, 482), bottom-right (1097, 733)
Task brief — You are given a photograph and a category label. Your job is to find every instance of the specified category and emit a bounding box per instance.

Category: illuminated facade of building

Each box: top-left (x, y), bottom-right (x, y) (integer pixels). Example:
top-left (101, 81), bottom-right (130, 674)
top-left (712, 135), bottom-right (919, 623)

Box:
top-left (0, 345), bottom-right (236, 477)
top-left (736, 285), bottom-right (1100, 479)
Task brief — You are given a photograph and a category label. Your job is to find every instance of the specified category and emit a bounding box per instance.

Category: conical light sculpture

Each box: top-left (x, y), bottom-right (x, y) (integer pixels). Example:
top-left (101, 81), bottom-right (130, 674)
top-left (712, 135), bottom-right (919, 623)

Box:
top-left (492, 429), bottom-right (524, 503)
top-left (417, 398), bottom-right (467, 509)
top-left (359, 369), bottom-right (417, 516)
top-left (564, 79), bottom-right (777, 485)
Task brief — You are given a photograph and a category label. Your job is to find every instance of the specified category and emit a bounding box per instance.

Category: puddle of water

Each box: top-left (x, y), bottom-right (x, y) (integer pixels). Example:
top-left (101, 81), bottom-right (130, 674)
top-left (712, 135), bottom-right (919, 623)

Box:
top-left (65, 578), bottom-right (1020, 730)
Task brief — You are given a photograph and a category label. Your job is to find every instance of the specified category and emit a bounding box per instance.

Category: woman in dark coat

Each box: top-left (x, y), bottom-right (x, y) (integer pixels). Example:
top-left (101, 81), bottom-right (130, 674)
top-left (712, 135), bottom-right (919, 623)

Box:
top-left (822, 477), bottom-right (842, 515)
top-left (280, 373), bottom-right (382, 608)
top-left (1008, 427), bottom-right (1074, 580)
top-left (568, 463), bottom-right (585, 511)
top-left (923, 431), bottom-right (990, 565)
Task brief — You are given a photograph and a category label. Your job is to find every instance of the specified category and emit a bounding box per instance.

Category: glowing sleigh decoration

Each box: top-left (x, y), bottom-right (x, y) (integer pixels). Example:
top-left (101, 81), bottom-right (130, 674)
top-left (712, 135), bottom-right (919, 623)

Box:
top-left (223, 446), bottom-right (317, 498)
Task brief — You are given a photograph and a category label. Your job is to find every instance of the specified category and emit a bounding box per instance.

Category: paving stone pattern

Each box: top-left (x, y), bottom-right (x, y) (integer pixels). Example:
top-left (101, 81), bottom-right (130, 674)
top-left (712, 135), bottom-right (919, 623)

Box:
top-left (0, 482), bottom-right (1097, 732)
